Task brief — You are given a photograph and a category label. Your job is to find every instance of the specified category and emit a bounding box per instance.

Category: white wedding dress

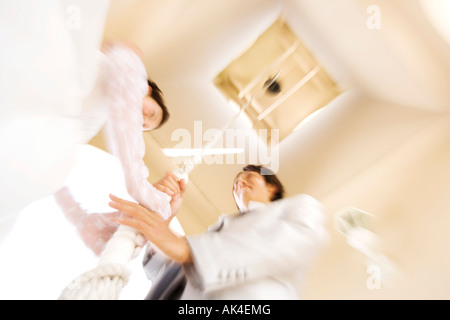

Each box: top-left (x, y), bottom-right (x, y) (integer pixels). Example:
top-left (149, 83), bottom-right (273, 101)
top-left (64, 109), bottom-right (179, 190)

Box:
top-left (0, 0), bottom-right (170, 244)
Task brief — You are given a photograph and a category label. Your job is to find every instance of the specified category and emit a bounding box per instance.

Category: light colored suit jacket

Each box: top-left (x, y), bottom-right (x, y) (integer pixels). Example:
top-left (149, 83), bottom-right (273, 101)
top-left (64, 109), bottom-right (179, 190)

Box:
top-left (180, 193), bottom-right (328, 300)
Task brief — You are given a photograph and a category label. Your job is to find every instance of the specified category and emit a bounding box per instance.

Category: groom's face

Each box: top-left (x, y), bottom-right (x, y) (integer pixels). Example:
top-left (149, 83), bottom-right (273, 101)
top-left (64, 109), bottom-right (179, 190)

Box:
top-left (232, 170), bottom-right (277, 212)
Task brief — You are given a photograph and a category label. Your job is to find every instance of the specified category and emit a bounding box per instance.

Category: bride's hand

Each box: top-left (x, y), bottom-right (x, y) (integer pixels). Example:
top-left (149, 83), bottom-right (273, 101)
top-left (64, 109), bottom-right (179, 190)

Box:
top-left (154, 171), bottom-right (187, 219)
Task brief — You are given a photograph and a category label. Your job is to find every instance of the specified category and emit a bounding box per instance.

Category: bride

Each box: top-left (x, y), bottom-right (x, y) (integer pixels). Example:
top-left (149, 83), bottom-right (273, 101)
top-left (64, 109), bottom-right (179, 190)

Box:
top-left (0, 0), bottom-right (172, 245)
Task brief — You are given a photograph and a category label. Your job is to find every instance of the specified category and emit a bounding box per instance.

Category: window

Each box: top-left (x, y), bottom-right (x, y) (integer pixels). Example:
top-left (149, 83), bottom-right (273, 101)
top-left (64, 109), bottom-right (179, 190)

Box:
top-left (214, 18), bottom-right (341, 144)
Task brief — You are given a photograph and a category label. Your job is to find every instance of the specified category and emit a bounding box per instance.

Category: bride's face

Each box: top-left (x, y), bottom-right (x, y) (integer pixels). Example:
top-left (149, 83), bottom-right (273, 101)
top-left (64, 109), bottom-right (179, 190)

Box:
top-left (142, 95), bottom-right (163, 131)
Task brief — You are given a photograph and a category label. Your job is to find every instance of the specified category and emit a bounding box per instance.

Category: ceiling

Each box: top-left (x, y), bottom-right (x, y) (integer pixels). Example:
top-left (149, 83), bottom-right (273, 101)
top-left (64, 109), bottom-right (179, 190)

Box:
top-left (97, 0), bottom-right (450, 230)
top-left (90, 0), bottom-right (450, 298)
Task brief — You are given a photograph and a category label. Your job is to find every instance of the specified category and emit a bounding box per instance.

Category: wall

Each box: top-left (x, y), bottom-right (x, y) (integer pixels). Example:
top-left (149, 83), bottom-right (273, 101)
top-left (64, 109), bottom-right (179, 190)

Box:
top-left (277, 90), bottom-right (450, 299)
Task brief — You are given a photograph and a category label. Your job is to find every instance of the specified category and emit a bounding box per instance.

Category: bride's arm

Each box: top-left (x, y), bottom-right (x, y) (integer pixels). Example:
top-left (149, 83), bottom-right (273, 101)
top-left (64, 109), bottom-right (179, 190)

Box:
top-left (54, 186), bottom-right (123, 256)
top-left (101, 44), bottom-right (172, 220)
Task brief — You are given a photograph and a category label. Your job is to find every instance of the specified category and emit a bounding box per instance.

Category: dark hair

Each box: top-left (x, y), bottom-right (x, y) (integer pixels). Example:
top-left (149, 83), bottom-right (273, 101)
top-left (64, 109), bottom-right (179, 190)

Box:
top-left (148, 79), bottom-right (170, 129)
top-left (234, 164), bottom-right (285, 202)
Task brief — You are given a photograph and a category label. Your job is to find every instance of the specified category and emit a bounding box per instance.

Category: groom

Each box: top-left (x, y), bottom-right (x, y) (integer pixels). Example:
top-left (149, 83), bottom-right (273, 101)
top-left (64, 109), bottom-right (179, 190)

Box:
top-left (109, 165), bottom-right (328, 300)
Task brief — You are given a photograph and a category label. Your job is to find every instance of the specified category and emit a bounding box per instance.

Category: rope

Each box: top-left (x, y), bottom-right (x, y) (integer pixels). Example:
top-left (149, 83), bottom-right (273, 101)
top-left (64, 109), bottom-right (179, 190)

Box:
top-left (58, 263), bottom-right (131, 300)
top-left (58, 225), bottom-right (138, 300)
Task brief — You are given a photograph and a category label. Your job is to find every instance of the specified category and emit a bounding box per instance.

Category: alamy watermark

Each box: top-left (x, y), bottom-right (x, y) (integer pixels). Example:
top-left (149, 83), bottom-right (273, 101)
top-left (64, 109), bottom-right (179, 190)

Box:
top-left (366, 5), bottom-right (381, 30)
top-left (366, 264), bottom-right (382, 290)
top-left (66, 5), bottom-right (81, 30)
top-left (170, 121), bottom-right (280, 174)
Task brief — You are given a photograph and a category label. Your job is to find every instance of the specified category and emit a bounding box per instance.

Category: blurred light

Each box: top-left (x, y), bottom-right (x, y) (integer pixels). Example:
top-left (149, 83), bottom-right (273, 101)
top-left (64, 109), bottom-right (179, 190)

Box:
top-left (229, 99), bottom-right (254, 129)
top-left (420, 0), bottom-right (450, 46)
top-left (293, 107), bottom-right (326, 132)
top-left (163, 148), bottom-right (244, 157)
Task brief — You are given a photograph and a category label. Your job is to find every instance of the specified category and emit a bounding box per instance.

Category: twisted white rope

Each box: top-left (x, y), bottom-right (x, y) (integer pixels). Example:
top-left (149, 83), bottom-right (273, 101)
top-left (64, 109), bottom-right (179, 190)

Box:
top-left (58, 263), bottom-right (131, 300)
top-left (58, 225), bottom-right (138, 300)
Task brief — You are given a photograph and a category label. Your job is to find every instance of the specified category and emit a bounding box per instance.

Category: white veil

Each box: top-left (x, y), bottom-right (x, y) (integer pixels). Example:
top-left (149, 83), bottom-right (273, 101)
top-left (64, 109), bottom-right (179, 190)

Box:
top-left (0, 0), bottom-right (111, 242)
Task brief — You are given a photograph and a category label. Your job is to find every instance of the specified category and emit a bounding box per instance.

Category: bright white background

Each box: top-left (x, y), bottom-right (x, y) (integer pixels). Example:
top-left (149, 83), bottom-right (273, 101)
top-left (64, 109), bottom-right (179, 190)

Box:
top-left (0, 145), bottom-right (171, 300)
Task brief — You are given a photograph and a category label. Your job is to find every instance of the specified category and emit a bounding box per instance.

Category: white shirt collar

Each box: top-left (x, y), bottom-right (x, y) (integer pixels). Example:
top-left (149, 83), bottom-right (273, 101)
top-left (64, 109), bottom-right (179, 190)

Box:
top-left (247, 201), bottom-right (267, 211)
